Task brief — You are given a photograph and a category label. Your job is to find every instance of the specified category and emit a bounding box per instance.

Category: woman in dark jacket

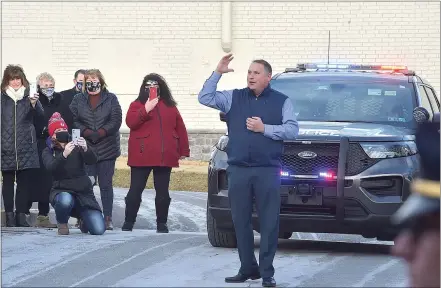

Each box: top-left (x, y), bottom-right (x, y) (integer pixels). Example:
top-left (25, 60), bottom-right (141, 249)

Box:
top-left (69, 69), bottom-right (122, 230)
top-left (122, 73), bottom-right (190, 232)
top-left (1, 64), bottom-right (44, 227)
top-left (27, 72), bottom-right (65, 228)
top-left (42, 112), bottom-right (105, 235)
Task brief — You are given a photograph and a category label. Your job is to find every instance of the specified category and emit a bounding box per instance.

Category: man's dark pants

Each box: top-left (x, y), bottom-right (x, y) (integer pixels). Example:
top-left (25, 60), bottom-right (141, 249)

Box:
top-left (227, 164), bottom-right (281, 279)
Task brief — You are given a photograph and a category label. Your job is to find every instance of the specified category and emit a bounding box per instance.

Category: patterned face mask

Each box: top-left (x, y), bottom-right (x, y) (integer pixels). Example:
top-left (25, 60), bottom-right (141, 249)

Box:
top-left (86, 81), bottom-right (101, 93)
top-left (76, 81), bottom-right (83, 91)
top-left (41, 87), bottom-right (55, 98)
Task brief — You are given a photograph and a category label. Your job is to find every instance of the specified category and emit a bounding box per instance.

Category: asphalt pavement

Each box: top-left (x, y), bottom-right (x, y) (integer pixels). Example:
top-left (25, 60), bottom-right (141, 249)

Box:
top-left (2, 188), bottom-right (408, 287)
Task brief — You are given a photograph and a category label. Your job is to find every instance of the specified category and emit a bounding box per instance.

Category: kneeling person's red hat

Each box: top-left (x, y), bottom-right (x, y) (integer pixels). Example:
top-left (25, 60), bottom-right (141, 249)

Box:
top-left (48, 112), bottom-right (68, 137)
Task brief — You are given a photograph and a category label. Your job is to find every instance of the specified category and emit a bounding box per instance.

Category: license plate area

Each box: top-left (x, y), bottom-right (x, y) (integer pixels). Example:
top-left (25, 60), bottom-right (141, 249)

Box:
top-left (286, 184), bottom-right (323, 206)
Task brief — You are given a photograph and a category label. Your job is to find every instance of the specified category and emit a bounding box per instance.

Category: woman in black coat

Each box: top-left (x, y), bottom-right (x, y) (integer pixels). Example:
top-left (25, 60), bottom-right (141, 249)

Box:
top-left (1, 65), bottom-right (44, 227)
top-left (27, 72), bottom-right (66, 228)
top-left (69, 69), bottom-right (122, 230)
top-left (42, 112), bottom-right (105, 235)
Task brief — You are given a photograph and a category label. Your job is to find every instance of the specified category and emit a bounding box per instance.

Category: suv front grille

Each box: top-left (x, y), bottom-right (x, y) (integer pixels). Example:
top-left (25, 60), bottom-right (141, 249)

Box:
top-left (281, 142), bottom-right (382, 176)
top-left (282, 142), bottom-right (340, 175)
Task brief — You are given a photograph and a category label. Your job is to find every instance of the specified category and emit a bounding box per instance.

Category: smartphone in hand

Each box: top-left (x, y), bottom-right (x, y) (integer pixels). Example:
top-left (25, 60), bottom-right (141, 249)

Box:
top-left (149, 86), bottom-right (158, 100)
top-left (29, 82), bottom-right (37, 98)
top-left (72, 129), bottom-right (81, 145)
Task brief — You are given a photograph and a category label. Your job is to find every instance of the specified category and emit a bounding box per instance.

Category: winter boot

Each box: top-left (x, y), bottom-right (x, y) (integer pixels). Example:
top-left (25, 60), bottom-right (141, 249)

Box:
top-left (15, 213), bottom-right (30, 227)
top-left (157, 223), bottom-right (169, 233)
top-left (77, 218), bottom-right (88, 233)
top-left (122, 221), bottom-right (134, 231)
top-left (57, 223), bottom-right (69, 235)
top-left (5, 212), bottom-right (15, 227)
top-left (105, 216), bottom-right (114, 230)
top-left (155, 197), bottom-right (171, 233)
top-left (36, 215), bottom-right (57, 228)
top-left (123, 196), bottom-right (141, 231)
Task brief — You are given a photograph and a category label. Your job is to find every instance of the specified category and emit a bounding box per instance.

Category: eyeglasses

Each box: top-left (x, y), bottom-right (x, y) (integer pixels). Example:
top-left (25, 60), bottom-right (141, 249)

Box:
top-left (145, 80), bottom-right (158, 87)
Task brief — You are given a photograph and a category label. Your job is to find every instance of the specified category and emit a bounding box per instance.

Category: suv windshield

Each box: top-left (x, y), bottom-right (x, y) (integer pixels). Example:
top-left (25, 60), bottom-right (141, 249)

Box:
top-left (271, 77), bottom-right (417, 129)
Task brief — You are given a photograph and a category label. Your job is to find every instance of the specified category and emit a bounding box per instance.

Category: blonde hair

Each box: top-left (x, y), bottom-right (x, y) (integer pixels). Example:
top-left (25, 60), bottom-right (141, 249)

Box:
top-left (83, 69), bottom-right (107, 92)
top-left (36, 72), bottom-right (55, 86)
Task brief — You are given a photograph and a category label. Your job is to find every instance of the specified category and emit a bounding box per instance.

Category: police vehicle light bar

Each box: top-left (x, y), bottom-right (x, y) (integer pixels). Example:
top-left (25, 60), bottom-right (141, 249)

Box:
top-left (294, 63), bottom-right (408, 71)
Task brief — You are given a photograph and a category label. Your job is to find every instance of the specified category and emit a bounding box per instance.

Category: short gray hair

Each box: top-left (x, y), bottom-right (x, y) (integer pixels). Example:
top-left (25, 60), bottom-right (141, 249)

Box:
top-left (36, 72), bottom-right (55, 86)
top-left (252, 59), bottom-right (272, 75)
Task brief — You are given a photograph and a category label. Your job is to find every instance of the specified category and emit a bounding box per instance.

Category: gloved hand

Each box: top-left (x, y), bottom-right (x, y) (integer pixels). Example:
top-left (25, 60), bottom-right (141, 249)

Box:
top-left (88, 131), bottom-right (100, 144)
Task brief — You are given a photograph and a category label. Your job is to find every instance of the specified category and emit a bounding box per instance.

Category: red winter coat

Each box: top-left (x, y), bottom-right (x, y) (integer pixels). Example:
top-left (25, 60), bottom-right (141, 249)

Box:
top-left (126, 99), bottom-right (190, 168)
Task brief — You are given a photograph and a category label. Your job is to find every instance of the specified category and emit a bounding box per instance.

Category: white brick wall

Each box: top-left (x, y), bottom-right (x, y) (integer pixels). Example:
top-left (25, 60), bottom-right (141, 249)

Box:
top-left (2, 1), bottom-right (439, 131)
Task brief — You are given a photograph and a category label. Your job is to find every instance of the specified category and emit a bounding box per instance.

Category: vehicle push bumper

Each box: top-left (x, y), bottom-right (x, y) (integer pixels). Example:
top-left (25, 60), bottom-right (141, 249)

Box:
top-left (209, 136), bottom-right (411, 238)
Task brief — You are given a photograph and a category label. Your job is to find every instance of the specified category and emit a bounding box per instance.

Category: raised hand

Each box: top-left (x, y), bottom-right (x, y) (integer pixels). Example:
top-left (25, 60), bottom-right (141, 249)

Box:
top-left (215, 53), bottom-right (234, 74)
top-left (29, 92), bottom-right (39, 107)
top-left (77, 137), bottom-right (88, 151)
top-left (145, 97), bottom-right (159, 113)
top-left (63, 142), bottom-right (76, 158)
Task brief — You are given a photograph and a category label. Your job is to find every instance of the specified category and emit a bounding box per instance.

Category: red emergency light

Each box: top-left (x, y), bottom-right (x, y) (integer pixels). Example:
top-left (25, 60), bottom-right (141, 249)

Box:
top-left (319, 171), bottom-right (335, 180)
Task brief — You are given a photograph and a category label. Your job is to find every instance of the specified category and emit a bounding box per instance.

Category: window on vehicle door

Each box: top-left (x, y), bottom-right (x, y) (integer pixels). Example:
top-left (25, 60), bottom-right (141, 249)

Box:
top-left (270, 77), bottom-right (417, 129)
top-left (423, 86), bottom-right (440, 112)
top-left (417, 85), bottom-right (435, 118)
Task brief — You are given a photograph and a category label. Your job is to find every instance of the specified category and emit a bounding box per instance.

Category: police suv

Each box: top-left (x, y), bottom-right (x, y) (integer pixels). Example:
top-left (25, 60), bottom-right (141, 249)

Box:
top-left (206, 63), bottom-right (440, 247)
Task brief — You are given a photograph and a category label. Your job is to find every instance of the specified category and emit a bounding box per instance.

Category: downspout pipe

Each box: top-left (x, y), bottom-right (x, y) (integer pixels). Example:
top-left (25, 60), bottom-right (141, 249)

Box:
top-left (221, 2), bottom-right (232, 53)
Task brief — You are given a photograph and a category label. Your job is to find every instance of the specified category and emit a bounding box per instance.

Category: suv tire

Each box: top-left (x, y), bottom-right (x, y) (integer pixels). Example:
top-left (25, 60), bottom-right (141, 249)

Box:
top-left (206, 202), bottom-right (237, 248)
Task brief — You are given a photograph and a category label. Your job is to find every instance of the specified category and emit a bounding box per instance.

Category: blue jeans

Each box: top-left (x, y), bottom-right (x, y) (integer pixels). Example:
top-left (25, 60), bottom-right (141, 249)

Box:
top-left (52, 192), bottom-right (105, 235)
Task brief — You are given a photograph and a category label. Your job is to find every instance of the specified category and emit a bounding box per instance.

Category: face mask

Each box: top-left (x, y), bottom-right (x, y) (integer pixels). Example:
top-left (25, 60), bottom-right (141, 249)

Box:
top-left (86, 81), bottom-right (101, 93)
top-left (55, 131), bottom-right (71, 143)
top-left (76, 82), bottom-right (83, 91)
top-left (40, 87), bottom-right (55, 98)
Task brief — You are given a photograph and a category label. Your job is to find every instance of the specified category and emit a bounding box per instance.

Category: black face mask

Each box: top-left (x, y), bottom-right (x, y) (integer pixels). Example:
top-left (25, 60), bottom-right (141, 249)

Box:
top-left (86, 81), bottom-right (101, 93)
top-left (56, 131), bottom-right (71, 143)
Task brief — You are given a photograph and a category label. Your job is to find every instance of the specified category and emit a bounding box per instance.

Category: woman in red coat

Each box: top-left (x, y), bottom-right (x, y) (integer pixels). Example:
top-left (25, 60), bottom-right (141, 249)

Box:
top-left (122, 73), bottom-right (190, 232)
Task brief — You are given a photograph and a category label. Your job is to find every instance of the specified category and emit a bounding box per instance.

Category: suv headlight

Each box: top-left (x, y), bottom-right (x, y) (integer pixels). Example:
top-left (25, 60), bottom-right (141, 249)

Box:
top-left (216, 135), bottom-right (229, 151)
top-left (360, 141), bottom-right (417, 159)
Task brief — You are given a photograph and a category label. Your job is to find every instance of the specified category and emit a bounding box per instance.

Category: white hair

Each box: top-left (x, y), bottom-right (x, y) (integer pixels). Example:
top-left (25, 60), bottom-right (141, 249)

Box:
top-left (36, 72), bottom-right (55, 86)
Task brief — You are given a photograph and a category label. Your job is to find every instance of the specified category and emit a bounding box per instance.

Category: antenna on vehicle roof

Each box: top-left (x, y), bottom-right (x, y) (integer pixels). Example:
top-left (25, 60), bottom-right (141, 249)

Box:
top-left (327, 30), bottom-right (331, 64)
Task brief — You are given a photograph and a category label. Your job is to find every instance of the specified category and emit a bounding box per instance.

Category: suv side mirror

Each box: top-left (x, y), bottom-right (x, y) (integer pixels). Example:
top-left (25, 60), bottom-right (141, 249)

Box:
top-left (219, 112), bottom-right (227, 122)
top-left (413, 107), bottom-right (430, 123)
top-left (433, 112), bottom-right (440, 123)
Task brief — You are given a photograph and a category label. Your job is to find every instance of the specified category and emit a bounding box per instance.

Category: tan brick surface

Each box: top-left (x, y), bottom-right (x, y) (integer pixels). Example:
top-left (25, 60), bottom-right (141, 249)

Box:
top-left (2, 1), bottom-right (439, 131)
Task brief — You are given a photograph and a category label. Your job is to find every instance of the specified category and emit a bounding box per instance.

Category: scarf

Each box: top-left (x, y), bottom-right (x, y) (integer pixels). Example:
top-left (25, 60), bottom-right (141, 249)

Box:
top-left (5, 86), bottom-right (25, 102)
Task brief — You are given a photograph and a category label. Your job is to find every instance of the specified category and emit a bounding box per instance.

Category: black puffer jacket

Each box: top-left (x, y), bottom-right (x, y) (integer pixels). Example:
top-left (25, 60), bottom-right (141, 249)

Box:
top-left (29, 92), bottom-right (65, 202)
top-left (1, 90), bottom-right (44, 171)
top-left (42, 140), bottom-right (102, 218)
top-left (69, 89), bottom-right (122, 161)
top-left (58, 87), bottom-right (78, 133)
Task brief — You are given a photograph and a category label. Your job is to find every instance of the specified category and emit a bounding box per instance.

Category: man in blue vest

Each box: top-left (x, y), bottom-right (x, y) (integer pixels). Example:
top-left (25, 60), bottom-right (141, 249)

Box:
top-left (198, 53), bottom-right (299, 287)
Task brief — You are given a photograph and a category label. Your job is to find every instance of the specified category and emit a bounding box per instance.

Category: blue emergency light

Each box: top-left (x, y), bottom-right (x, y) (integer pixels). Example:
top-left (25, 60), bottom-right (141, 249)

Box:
top-left (286, 63), bottom-right (410, 73)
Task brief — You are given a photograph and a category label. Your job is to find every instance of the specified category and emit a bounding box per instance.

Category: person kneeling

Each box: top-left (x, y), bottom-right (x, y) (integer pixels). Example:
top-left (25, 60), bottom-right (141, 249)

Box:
top-left (42, 112), bottom-right (105, 236)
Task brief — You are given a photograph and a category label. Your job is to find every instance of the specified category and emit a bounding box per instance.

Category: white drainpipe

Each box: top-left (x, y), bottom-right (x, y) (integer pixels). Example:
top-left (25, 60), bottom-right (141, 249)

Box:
top-left (221, 1), bottom-right (232, 53)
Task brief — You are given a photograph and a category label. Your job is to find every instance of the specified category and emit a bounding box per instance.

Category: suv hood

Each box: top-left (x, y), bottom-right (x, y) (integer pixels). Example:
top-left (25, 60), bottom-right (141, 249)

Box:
top-left (293, 121), bottom-right (415, 142)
